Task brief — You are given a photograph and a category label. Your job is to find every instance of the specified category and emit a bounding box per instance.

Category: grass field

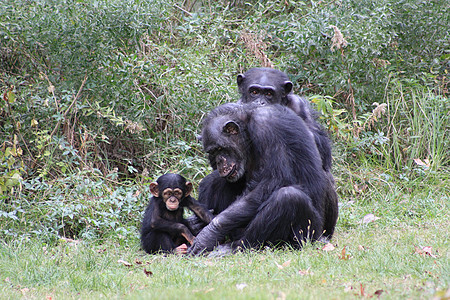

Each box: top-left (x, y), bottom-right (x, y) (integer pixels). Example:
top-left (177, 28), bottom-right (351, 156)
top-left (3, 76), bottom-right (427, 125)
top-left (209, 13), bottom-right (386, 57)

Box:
top-left (1, 171), bottom-right (448, 299)
top-left (0, 0), bottom-right (449, 298)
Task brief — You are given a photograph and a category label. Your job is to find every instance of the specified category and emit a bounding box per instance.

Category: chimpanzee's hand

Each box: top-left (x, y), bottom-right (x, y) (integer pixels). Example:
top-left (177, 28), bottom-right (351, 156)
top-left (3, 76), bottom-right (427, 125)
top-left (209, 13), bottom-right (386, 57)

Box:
top-left (187, 221), bottom-right (223, 256)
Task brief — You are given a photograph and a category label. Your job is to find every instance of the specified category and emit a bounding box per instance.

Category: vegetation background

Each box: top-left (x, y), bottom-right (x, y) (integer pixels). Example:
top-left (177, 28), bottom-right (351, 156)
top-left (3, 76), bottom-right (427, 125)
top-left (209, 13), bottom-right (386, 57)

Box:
top-left (0, 0), bottom-right (448, 298)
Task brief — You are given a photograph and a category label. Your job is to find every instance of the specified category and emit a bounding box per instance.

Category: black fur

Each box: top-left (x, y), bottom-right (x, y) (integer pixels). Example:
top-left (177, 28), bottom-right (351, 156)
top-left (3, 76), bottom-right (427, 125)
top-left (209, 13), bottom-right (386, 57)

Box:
top-left (140, 173), bottom-right (214, 254)
top-left (237, 67), bottom-right (332, 171)
top-left (188, 104), bottom-right (338, 255)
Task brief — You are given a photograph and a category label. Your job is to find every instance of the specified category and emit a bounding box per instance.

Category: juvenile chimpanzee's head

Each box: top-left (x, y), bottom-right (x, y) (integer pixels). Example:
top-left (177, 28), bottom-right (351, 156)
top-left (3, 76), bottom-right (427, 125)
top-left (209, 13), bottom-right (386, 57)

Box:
top-left (201, 104), bottom-right (250, 183)
top-left (150, 173), bottom-right (192, 211)
top-left (237, 68), bottom-right (293, 106)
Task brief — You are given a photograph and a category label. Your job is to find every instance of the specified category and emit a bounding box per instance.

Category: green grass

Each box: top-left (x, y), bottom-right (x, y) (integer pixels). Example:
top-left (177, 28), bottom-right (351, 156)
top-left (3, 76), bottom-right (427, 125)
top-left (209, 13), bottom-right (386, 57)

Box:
top-left (1, 178), bottom-right (448, 299)
top-left (0, 0), bottom-right (449, 299)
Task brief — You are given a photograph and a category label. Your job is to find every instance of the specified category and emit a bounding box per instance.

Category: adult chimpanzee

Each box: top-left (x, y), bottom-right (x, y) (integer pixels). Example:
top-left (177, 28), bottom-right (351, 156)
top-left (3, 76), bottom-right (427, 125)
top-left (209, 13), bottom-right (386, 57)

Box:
top-left (188, 103), bottom-right (339, 255)
top-left (236, 67), bottom-right (332, 172)
top-left (140, 173), bottom-right (214, 254)
top-left (193, 68), bottom-right (335, 222)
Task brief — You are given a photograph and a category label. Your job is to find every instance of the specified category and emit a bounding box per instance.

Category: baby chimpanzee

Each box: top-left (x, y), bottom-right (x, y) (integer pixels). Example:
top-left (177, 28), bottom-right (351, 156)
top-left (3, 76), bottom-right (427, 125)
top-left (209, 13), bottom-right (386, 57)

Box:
top-left (140, 173), bottom-right (214, 254)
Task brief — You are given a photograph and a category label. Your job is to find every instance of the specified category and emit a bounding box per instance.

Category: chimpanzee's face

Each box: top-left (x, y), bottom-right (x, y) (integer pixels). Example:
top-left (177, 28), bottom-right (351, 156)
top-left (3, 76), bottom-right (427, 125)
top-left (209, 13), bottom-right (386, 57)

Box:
top-left (237, 68), bottom-right (293, 106)
top-left (202, 115), bottom-right (248, 183)
top-left (161, 187), bottom-right (183, 211)
top-left (149, 173), bottom-right (192, 211)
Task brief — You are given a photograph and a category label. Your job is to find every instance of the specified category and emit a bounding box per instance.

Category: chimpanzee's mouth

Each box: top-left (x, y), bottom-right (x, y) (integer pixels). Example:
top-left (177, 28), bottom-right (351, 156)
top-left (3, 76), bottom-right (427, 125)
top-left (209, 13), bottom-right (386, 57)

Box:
top-left (166, 202), bottom-right (179, 211)
top-left (225, 165), bottom-right (240, 182)
top-left (221, 164), bottom-right (237, 180)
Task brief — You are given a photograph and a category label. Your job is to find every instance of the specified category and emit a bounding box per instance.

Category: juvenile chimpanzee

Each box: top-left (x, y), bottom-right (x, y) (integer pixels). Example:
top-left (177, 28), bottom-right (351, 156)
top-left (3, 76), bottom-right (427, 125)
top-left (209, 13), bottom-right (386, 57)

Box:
top-left (140, 173), bottom-right (214, 254)
top-left (236, 67), bottom-right (332, 172)
top-left (188, 103), bottom-right (339, 255)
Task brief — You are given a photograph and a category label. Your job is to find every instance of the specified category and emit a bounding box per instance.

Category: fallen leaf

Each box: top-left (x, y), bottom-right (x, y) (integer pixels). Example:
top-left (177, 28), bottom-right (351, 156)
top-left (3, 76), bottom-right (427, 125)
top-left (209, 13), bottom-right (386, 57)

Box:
top-left (358, 245), bottom-right (366, 251)
top-left (374, 289), bottom-right (384, 297)
top-left (422, 246), bottom-right (436, 257)
top-left (135, 259), bottom-right (143, 265)
top-left (118, 259), bottom-right (132, 267)
top-left (359, 213), bottom-right (380, 224)
top-left (339, 246), bottom-right (351, 260)
top-left (322, 243), bottom-right (335, 251)
top-left (48, 84), bottom-right (55, 94)
top-left (276, 260), bottom-right (291, 269)
top-left (414, 158), bottom-right (430, 168)
top-left (143, 268), bottom-right (153, 277)
top-left (298, 268), bottom-right (313, 276)
top-left (414, 246), bottom-right (437, 258)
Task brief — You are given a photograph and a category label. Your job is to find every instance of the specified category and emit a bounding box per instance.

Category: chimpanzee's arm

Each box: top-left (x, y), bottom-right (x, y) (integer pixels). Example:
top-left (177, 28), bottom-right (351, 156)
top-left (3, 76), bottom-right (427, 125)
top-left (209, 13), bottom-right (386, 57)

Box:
top-left (184, 196), bottom-right (214, 224)
top-left (187, 191), bottom-right (260, 255)
top-left (150, 206), bottom-right (195, 244)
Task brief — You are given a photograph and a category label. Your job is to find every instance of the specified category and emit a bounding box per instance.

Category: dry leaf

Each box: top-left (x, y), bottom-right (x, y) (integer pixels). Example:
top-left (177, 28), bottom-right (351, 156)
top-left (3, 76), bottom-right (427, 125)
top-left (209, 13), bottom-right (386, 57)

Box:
top-left (48, 85), bottom-right (55, 94)
top-left (339, 246), bottom-right (351, 260)
top-left (359, 213), bottom-right (380, 224)
top-left (414, 246), bottom-right (437, 258)
top-left (413, 158), bottom-right (430, 168)
top-left (298, 268), bottom-right (313, 276)
top-left (276, 260), bottom-right (291, 269)
top-left (374, 289), bottom-right (384, 297)
top-left (322, 243), bottom-right (335, 251)
top-left (143, 268), bottom-right (153, 277)
top-left (118, 259), bottom-right (132, 267)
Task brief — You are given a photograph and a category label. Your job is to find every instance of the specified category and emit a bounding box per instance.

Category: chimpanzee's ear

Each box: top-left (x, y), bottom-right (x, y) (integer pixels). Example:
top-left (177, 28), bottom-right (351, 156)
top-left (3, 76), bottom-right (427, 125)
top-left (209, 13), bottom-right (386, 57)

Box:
top-left (237, 74), bottom-right (245, 87)
top-left (185, 182), bottom-right (193, 197)
top-left (149, 182), bottom-right (159, 197)
top-left (223, 121), bottom-right (240, 135)
top-left (283, 81), bottom-right (293, 94)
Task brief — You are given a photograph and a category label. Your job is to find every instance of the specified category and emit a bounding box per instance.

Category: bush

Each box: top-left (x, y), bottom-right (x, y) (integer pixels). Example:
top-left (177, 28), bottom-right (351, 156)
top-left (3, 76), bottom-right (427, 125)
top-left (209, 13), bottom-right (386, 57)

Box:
top-left (0, 0), bottom-right (448, 241)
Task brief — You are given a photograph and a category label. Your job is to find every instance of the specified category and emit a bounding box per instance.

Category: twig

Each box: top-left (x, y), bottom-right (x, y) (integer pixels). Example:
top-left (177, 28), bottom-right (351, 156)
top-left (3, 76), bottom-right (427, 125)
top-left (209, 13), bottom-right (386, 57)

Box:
top-left (174, 4), bottom-right (192, 16)
top-left (31, 76), bottom-right (88, 169)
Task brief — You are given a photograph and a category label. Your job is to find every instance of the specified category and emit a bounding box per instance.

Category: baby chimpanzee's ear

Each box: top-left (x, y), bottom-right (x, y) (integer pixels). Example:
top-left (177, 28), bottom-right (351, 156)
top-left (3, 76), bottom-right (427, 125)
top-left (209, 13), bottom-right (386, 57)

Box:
top-left (149, 182), bottom-right (159, 197)
top-left (185, 182), bottom-right (193, 197)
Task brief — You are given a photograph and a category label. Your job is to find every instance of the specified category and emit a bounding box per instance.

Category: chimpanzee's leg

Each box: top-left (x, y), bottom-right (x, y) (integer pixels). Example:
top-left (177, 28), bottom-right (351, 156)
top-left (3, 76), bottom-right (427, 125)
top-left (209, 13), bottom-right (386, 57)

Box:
top-left (141, 231), bottom-right (177, 254)
top-left (238, 186), bottom-right (324, 248)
